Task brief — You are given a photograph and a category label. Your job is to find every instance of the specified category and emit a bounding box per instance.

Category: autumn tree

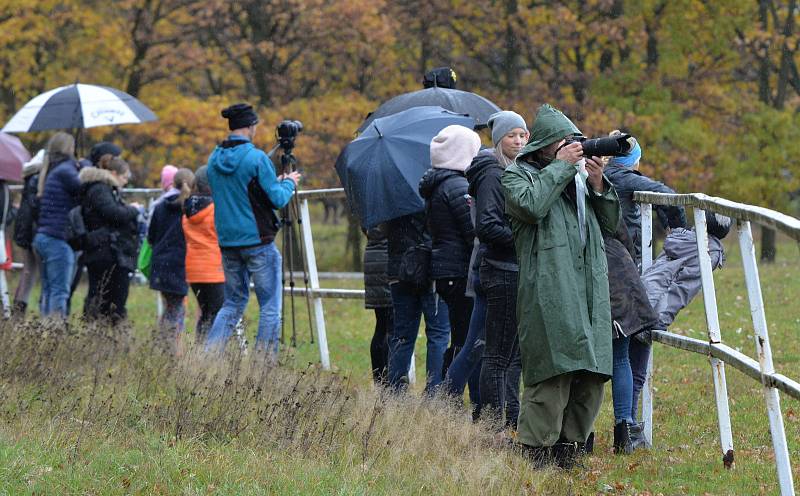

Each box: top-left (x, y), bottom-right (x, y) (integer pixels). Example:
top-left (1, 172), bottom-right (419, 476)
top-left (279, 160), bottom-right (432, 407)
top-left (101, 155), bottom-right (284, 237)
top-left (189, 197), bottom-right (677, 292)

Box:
top-left (734, 0), bottom-right (800, 261)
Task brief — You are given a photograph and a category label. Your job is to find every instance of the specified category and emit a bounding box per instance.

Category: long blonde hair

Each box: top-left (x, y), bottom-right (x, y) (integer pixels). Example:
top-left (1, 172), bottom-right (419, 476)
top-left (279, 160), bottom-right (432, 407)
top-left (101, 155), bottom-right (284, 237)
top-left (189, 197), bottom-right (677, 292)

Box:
top-left (173, 168), bottom-right (195, 205)
top-left (494, 147), bottom-right (515, 168)
top-left (37, 132), bottom-right (76, 197)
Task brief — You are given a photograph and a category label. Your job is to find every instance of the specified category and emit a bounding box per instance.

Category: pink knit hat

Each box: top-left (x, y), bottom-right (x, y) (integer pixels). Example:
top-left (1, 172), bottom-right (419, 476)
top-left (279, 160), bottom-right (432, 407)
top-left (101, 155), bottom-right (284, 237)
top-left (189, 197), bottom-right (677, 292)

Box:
top-left (161, 165), bottom-right (178, 190)
top-left (430, 125), bottom-right (481, 172)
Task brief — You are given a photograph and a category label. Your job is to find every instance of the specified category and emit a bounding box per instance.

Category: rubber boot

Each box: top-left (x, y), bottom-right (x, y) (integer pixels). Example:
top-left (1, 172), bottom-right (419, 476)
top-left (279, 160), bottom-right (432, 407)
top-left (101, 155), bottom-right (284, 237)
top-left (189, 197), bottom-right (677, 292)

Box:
top-left (629, 421), bottom-right (651, 450)
top-left (11, 300), bottom-right (26, 318)
top-left (552, 442), bottom-right (582, 470)
top-left (585, 432), bottom-right (594, 454)
top-left (518, 444), bottom-right (553, 469)
top-left (613, 421), bottom-right (634, 455)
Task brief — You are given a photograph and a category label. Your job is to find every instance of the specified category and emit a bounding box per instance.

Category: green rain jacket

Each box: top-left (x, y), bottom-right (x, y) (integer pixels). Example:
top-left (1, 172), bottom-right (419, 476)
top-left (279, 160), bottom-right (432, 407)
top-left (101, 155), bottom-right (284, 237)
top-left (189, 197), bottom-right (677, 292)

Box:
top-left (501, 157), bottom-right (620, 386)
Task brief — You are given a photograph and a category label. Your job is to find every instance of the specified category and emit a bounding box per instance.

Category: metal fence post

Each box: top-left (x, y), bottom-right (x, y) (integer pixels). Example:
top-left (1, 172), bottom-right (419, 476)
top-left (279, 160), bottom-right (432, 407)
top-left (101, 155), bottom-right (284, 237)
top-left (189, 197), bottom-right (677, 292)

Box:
top-left (694, 209), bottom-right (735, 468)
top-left (737, 220), bottom-right (794, 494)
top-left (299, 198), bottom-right (330, 370)
top-left (640, 203), bottom-right (654, 445)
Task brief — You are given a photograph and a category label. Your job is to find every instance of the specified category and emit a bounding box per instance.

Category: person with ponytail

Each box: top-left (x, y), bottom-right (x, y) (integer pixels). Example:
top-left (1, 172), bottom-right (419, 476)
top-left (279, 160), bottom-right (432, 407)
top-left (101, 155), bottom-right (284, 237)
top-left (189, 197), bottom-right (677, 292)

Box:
top-left (182, 166), bottom-right (225, 341)
top-left (148, 168), bottom-right (194, 351)
top-left (79, 155), bottom-right (140, 323)
top-left (33, 132), bottom-right (81, 317)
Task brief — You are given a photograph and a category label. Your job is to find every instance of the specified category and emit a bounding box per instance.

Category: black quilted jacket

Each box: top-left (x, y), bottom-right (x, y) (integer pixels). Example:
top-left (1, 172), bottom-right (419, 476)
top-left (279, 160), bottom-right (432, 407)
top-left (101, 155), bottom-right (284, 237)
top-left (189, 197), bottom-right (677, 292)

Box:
top-left (418, 168), bottom-right (474, 279)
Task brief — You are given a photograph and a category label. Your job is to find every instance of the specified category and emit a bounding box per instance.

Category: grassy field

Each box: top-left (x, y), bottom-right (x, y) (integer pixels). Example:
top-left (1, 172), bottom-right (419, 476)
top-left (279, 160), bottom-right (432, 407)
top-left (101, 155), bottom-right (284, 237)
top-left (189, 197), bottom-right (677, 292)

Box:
top-left (1, 207), bottom-right (799, 495)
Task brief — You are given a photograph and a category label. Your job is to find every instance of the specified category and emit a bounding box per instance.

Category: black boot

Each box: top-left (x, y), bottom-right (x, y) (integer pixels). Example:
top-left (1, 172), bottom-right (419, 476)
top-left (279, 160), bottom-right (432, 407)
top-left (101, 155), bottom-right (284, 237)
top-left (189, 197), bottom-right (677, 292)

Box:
top-left (517, 444), bottom-right (553, 469)
top-left (552, 442), bottom-right (582, 470)
top-left (584, 432), bottom-right (594, 454)
top-left (613, 421), bottom-right (634, 455)
top-left (629, 421), bottom-right (650, 450)
top-left (11, 300), bottom-right (26, 318)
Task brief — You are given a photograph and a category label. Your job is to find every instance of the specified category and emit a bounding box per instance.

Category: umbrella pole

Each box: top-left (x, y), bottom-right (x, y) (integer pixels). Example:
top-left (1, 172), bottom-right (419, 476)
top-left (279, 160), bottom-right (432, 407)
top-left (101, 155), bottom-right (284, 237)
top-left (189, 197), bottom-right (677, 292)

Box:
top-left (72, 128), bottom-right (84, 159)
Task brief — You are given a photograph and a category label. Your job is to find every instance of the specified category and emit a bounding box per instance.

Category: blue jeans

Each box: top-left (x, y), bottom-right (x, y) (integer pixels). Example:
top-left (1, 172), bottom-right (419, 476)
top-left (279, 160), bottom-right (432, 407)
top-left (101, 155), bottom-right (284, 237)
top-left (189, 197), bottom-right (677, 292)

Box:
top-left (33, 233), bottom-right (75, 317)
top-left (205, 242), bottom-right (282, 354)
top-left (445, 267), bottom-right (485, 407)
top-left (388, 282), bottom-right (450, 393)
top-left (612, 335), bottom-right (634, 424)
top-left (629, 337), bottom-right (651, 422)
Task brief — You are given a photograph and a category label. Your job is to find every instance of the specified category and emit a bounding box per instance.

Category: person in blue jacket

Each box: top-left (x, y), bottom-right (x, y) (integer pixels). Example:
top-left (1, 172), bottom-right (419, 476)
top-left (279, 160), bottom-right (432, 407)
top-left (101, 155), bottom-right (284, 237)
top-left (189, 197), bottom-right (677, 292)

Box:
top-left (33, 132), bottom-right (81, 318)
top-left (204, 103), bottom-right (300, 356)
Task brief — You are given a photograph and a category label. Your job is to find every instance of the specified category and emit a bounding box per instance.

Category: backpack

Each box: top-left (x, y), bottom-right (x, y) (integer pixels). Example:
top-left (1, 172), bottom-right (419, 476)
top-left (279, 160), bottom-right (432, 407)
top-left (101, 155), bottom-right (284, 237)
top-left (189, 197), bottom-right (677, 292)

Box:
top-left (397, 215), bottom-right (432, 293)
top-left (65, 206), bottom-right (87, 251)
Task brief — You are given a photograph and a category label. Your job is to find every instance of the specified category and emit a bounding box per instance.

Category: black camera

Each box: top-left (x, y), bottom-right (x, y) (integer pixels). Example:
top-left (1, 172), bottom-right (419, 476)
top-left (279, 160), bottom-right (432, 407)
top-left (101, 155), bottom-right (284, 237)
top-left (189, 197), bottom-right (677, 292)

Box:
top-left (565, 133), bottom-right (634, 158)
top-left (277, 119), bottom-right (303, 151)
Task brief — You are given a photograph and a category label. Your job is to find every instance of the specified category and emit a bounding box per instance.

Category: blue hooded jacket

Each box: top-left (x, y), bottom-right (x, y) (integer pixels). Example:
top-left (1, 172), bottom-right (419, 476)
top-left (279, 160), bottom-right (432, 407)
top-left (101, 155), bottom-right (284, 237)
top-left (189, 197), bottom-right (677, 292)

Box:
top-left (206, 135), bottom-right (295, 247)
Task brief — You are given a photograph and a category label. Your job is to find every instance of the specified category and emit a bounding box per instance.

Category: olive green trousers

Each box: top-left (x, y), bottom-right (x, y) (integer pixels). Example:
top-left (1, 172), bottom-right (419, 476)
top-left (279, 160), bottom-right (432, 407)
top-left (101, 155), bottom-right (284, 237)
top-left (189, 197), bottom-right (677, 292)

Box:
top-left (517, 370), bottom-right (605, 447)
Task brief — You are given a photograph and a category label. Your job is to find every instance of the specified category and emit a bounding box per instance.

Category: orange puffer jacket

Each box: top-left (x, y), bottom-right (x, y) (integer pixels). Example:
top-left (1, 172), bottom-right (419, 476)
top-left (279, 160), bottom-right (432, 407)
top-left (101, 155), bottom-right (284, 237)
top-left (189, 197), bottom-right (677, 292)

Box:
top-left (182, 196), bottom-right (225, 283)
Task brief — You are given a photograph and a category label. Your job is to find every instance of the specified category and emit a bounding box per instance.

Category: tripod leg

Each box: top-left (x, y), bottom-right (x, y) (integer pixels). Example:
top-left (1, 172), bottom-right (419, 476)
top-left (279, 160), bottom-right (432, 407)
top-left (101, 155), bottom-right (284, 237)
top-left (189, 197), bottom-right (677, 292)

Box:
top-left (291, 195), bottom-right (315, 345)
top-left (283, 205), bottom-right (298, 348)
top-left (280, 222), bottom-right (287, 345)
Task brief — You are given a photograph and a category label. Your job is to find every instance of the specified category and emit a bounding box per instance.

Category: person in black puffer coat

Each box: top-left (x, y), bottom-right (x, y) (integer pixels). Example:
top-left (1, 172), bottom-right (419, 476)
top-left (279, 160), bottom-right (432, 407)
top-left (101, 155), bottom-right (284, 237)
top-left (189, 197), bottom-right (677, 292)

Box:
top-left (418, 124), bottom-right (482, 385)
top-left (80, 156), bottom-right (140, 323)
top-left (12, 150), bottom-right (44, 316)
top-left (363, 225), bottom-right (392, 385)
top-left (385, 210), bottom-right (450, 393)
top-left (69, 142), bottom-right (123, 315)
top-left (148, 168), bottom-right (194, 351)
top-left (466, 110), bottom-right (528, 430)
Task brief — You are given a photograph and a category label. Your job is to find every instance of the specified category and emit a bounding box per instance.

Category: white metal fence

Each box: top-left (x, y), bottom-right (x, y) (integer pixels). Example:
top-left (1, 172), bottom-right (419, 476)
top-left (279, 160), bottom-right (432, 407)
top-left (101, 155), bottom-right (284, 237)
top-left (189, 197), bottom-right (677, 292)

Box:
top-left (0, 185), bottom-right (363, 372)
top-left (636, 191), bottom-right (800, 496)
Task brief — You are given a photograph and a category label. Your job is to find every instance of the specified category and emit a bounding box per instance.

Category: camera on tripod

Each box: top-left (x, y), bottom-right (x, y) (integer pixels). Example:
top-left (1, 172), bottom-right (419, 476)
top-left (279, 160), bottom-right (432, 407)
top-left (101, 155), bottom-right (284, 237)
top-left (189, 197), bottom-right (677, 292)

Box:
top-left (563, 133), bottom-right (635, 158)
top-left (277, 120), bottom-right (303, 152)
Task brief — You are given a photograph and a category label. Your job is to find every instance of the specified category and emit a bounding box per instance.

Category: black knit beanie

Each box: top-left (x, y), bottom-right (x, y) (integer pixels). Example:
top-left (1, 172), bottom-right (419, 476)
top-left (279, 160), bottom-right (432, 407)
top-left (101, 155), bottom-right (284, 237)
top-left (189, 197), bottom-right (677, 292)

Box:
top-left (89, 141), bottom-right (121, 166)
top-left (221, 103), bottom-right (259, 131)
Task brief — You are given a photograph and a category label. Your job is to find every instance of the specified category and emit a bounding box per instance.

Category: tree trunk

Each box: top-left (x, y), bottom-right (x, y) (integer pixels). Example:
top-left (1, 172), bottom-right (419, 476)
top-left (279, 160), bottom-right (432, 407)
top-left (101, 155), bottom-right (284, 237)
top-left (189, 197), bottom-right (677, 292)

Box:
top-left (761, 225), bottom-right (776, 263)
top-left (503, 0), bottom-right (520, 92)
top-left (346, 212), bottom-right (363, 271)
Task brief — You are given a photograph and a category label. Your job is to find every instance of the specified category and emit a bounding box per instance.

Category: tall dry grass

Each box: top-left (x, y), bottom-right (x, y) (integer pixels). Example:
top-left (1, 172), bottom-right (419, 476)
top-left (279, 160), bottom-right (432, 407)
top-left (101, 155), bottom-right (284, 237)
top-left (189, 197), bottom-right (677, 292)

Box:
top-left (0, 318), bottom-right (578, 494)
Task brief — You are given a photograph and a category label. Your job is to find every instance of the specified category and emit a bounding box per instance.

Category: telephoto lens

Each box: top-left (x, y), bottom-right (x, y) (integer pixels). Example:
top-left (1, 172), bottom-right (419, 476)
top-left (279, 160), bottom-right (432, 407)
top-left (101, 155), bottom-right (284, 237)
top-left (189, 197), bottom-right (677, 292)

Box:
top-left (567, 133), bottom-right (635, 158)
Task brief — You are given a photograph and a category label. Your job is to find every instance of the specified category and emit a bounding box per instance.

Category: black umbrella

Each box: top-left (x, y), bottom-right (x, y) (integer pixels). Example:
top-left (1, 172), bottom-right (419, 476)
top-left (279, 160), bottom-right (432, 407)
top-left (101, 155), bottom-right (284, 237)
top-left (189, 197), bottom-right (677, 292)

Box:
top-left (2, 83), bottom-right (157, 132)
top-left (356, 87), bottom-right (500, 133)
top-left (337, 106), bottom-right (475, 229)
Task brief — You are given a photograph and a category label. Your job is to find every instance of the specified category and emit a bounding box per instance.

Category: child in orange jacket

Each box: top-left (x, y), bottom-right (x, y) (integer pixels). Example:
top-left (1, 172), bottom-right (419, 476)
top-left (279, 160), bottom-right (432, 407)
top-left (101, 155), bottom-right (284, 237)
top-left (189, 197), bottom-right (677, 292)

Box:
top-left (182, 166), bottom-right (225, 340)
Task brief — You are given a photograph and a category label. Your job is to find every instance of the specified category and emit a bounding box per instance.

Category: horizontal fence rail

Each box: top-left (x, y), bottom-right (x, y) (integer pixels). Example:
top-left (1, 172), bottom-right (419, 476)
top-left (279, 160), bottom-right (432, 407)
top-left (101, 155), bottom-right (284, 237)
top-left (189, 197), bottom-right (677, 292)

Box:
top-left (635, 190), bottom-right (799, 495)
top-left (0, 186), bottom-right (362, 372)
top-left (635, 192), bottom-right (800, 242)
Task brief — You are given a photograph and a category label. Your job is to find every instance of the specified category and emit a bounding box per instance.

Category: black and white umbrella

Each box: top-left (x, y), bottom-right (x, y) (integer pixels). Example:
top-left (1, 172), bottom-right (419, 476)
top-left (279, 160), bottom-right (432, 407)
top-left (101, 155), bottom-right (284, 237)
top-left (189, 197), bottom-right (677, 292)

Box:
top-left (1, 83), bottom-right (157, 133)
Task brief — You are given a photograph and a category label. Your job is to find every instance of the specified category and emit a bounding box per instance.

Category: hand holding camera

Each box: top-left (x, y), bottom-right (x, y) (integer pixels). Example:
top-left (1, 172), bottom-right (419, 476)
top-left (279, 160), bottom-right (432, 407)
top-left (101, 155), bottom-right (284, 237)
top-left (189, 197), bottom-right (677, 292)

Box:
top-left (556, 141), bottom-right (583, 165)
top-left (585, 157), bottom-right (605, 192)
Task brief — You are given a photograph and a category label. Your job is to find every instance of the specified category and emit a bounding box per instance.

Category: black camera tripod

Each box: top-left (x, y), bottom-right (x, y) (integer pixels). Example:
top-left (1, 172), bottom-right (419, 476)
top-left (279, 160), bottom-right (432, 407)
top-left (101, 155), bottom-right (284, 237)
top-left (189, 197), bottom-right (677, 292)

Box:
top-left (277, 148), bottom-right (315, 347)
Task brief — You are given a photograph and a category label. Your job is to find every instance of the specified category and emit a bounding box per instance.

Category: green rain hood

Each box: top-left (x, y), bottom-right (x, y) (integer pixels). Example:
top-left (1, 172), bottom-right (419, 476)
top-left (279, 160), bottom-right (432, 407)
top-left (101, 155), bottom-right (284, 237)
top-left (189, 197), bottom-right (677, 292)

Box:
top-left (517, 104), bottom-right (580, 161)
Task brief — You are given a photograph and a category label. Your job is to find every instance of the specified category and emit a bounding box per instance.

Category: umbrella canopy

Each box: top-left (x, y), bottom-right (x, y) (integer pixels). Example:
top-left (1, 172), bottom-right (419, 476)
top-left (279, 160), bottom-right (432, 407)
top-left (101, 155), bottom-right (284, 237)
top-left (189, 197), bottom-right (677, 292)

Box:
top-left (356, 87), bottom-right (500, 133)
top-left (336, 106), bottom-right (475, 229)
top-left (2, 83), bottom-right (157, 133)
top-left (0, 133), bottom-right (30, 182)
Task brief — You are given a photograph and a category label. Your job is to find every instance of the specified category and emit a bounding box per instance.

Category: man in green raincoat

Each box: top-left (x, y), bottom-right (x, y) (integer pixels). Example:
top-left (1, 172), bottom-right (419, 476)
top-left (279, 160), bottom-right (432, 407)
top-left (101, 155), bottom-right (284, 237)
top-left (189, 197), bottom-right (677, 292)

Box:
top-left (501, 104), bottom-right (620, 468)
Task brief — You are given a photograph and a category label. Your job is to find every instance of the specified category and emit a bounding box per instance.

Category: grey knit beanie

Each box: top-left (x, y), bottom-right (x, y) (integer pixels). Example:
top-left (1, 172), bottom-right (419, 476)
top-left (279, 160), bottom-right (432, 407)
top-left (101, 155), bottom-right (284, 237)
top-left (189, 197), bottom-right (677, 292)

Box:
top-left (487, 111), bottom-right (528, 147)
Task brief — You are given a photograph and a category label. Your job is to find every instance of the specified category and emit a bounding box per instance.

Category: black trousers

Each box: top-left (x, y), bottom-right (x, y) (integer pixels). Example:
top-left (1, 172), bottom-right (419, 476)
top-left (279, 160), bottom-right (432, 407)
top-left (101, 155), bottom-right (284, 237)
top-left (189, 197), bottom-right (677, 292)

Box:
top-left (479, 261), bottom-right (522, 429)
top-left (436, 277), bottom-right (473, 378)
top-left (370, 307), bottom-right (393, 385)
top-left (191, 282), bottom-right (225, 340)
top-left (84, 262), bottom-right (132, 323)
